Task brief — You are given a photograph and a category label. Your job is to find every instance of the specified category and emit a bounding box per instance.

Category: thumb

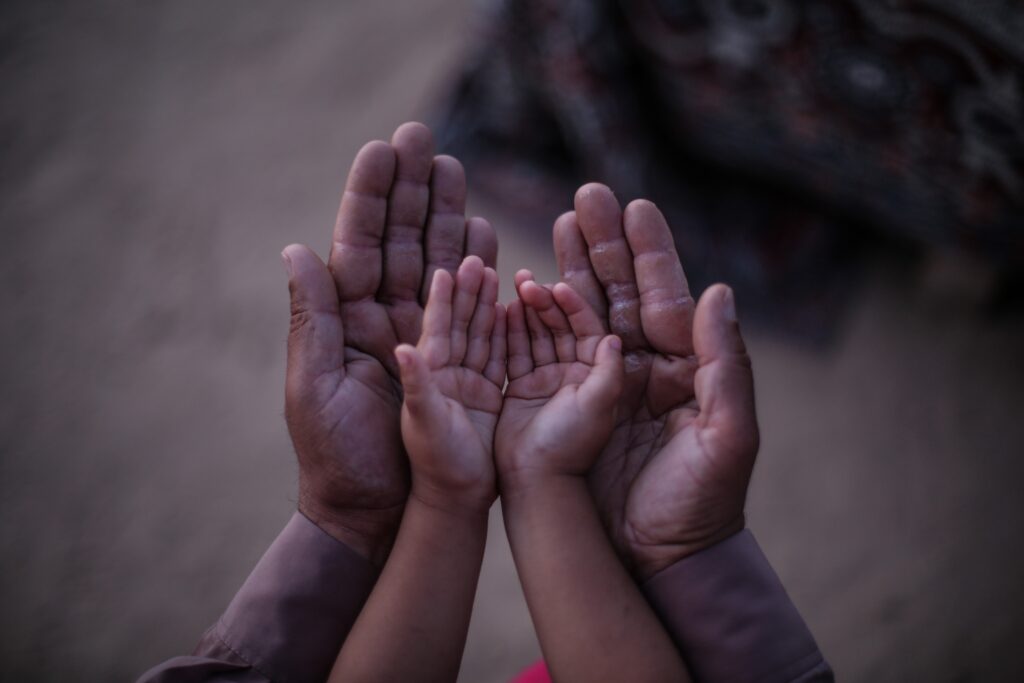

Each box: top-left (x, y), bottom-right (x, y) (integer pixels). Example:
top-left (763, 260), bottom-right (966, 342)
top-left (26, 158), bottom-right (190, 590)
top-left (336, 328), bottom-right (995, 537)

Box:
top-left (578, 335), bottom-right (624, 416)
top-left (692, 285), bottom-right (758, 454)
top-left (283, 244), bottom-right (344, 392)
top-left (395, 344), bottom-right (448, 426)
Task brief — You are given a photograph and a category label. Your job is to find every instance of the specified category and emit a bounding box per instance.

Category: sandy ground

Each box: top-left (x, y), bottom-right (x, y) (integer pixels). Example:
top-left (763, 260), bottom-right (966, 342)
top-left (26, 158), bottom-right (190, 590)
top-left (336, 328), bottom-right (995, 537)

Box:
top-left (2, 2), bottom-right (1023, 682)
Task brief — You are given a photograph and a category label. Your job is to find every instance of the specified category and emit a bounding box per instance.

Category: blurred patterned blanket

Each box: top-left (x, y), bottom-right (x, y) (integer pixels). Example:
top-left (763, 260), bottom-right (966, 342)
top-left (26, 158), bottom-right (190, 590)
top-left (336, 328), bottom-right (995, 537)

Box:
top-left (434, 0), bottom-right (1023, 338)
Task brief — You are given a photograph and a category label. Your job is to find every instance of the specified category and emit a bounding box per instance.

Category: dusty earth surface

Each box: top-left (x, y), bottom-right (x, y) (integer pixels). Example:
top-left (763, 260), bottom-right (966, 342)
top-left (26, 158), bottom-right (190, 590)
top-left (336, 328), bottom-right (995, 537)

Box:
top-left (2, 2), bottom-right (1023, 682)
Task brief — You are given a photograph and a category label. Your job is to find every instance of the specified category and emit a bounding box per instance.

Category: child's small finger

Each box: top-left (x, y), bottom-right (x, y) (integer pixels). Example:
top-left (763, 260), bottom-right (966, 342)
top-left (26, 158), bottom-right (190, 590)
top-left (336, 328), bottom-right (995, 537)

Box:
top-left (520, 280), bottom-right (575, 363)
top-left (396, 344), bottom-right (448, 425)
top-left (450, 256), bottom-right (485, 364)
top-left (464, 266), bottom-right (499, 372)
top-left (514, 269), bottom-right (534, 290)
top-left (552, 282), bottom-right (606, 362)
top-left (506, 299), bottom-right (533, 380)
top-left (420, 269), bottom-right (455, 366)
top-left (484, 303), bottom-right (508, 386)
top-left (578, 335), bottom-right (624, 416)
top-left (524, 301), bottom-right (557, 367)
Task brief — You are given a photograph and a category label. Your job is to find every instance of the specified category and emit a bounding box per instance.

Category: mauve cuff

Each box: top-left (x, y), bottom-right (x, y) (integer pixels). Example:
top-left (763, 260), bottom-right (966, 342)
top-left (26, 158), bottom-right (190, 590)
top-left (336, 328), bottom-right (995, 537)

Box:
top-left (202, 511), bottom-right (378, 683)
top-left (642, 530), bottom-right (833, 683)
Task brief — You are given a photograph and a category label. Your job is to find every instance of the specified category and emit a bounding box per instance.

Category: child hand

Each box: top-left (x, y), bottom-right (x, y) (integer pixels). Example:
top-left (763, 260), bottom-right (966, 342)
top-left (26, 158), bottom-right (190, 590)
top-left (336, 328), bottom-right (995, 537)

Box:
top-left (495, 271), bottom-right (623, 490)
top-left (395, 256), bottom-right (506, 515)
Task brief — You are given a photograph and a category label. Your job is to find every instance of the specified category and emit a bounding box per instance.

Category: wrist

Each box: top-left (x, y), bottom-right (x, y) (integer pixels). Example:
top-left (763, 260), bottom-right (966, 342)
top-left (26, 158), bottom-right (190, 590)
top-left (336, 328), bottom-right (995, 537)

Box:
top-left (628, 514), bottom-right (746, 581)
top-left (496, 454), bottom-right (592, 500)
top-left (499, 469), bottom-right (589, 506)
top-left (297, 494), bottom-right (404, 569)
top-left (409, 479), bottom-right (496, 519)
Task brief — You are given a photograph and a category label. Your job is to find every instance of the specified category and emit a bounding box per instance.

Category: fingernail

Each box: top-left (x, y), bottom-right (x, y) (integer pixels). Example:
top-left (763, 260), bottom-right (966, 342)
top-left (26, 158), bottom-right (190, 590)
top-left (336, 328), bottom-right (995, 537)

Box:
top-left (609, 335), bottom-right (622, 351)
top-left (722, 287), bottom-right (736, 323)
top-left (280, 249), bottom-right (293, 277)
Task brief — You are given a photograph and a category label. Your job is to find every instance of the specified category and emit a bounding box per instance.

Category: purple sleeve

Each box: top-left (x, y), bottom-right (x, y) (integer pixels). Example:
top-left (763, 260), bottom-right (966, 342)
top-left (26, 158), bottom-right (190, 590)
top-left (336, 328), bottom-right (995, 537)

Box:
top-left (137, 512), bottom-right (378, 683)
top-left (642, 530), bottom-right (833, 683)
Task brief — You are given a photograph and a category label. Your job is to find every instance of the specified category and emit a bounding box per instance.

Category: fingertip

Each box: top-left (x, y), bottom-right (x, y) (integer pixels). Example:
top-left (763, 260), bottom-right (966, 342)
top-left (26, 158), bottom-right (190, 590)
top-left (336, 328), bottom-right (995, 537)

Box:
top-left (432, 266), bottom-right (454, 288)
top-left (554, 210), bottom-right (577, 227)
top-left (281, 243), bottom-right (318, 271)
top-left (623, 197), bottom-right (661, 218)
top-left (699, 283), bottom-right (735, 320)
top-left (551, 281), bottom-right (576, 304)
top-left (460, 253), bottom-right (485, 273)
top-left (432, 153), bottom-right (465, 175)
top-left (356, 138), bottom-right (393, 159)
top-left (281, 246), bottom-right (297, 277)
top-left (720, 285), bottom-right (737, 323)
top-left (514, 269), bottom-right (534, 289)
top-left (607, 334), bottom-right (622, 352)
top-left (694, 282), bottom-right (748, 361)
top-left (394, 343), bottom-right (416, 366)
top-left (518, 280), bottom-right (546, 308)
top-left (391, 121), bottom-right (433, 147)
top-left (575, 182), bottom-right (613, 203)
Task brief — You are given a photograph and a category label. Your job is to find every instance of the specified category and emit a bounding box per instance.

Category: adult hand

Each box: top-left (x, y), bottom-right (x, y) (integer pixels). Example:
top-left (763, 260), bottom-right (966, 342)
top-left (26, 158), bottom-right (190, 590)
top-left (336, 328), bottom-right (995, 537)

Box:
top-left (281, 123), bottom-right (498, 567)
top-left (552, 183), bottom-right (759, 580)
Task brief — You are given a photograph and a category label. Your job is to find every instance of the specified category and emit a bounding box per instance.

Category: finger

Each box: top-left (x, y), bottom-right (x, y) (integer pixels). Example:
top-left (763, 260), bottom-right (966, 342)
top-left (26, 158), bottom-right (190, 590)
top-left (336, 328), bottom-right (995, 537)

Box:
top-left (574, 183), bottom-right (645, 349)
top-left (553, 210), bottom-right (607, 322)
top-left (551, 282), bottom-right (605, 363)
top-left (623, 199), bottom-right (694, 357)
top-left (484, 303), bottom-right (508, 386)
top-left (506, 299), bottom-right (533, 380)
top-left (465, 216), bottom-right (498, 269)
top-left (378, 122), bottom-right (434, 303)
top-left (420, 269), bottom-right (455, 367)
top-left (692, 285), bottom-right (758, 454)
top-left (523, 299), bottom-right (557, 367)
top-left (519, 280), bottom-right (575, 363)
top-left (329, 140), bottom-right (396, 301)
top-left (465, 266), bottom-right (499, 372)
top-left (450, 256), bottom-right (485, 365)
top-left (421, 155), bottom-right (468, 304)
top-left (578, 335), bottom-right (624, 416)
top-left (396, 344), bottom-right (448, 426)
top-left (514, 268), bottom-right (534, 290)
top-left (283, 244), bottom-right (344, 397)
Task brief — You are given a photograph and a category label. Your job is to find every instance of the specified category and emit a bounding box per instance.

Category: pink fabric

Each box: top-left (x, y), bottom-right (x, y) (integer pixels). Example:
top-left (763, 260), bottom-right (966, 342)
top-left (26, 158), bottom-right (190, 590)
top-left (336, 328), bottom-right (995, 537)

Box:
top-left (510, 660), bottom-right (551, 683)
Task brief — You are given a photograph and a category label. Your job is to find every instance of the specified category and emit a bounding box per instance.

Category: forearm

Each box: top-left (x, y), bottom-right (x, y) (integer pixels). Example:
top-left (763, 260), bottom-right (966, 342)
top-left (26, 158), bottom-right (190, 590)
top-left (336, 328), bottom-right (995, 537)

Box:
top-left (329, 494), bottom-right (489, 683)
top-left (643, 530), bottom-right (833, 682)
top-left (137, 512), bottom-right (378, 683)
top-left (503, 475), bottom-right (690, 683)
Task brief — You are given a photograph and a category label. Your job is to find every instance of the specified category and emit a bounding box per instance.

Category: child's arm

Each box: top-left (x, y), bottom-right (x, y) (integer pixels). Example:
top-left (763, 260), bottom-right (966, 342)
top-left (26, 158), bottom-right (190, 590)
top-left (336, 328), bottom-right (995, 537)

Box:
top-left (328, 256), bottom-right (506, 683)
top-left (496, 276), bottom-right (691, 683)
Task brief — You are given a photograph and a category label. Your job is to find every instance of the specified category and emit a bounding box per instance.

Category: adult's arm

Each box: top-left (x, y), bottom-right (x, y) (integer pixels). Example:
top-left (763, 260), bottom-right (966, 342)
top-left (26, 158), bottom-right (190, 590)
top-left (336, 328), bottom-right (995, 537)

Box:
top-left (643, 530), bottom-right (833, 682)
top-left (137, 512), bottom-right (377, 683)
top-left (138, 123), bottom-right (496, 683)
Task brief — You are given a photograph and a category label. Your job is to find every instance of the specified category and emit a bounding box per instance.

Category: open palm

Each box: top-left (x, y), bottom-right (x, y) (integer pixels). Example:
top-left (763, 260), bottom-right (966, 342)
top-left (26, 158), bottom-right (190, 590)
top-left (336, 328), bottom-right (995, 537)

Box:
top-left (396, 258), bottom-right (505, 510)
top-left (282, 123), bottom-right (497, 564)
top-left (496, 278), bottom-right (623, 482)
top-left (553, 185), bottom-right (759, 580)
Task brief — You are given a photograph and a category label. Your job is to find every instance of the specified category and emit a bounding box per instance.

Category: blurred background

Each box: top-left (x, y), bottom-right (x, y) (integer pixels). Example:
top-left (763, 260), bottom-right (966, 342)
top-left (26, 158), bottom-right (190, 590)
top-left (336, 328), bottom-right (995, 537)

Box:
top-left (1, 1), bottom-right (1022, 681)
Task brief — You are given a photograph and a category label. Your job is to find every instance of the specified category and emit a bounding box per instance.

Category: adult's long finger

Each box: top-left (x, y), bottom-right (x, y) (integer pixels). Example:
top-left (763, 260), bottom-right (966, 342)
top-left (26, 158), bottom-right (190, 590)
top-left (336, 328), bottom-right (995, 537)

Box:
top-left (574, 183), bottom-right (645, 349)
top-left (421, 155), bottom-right (468, 303)
top-left (623, 199), bottom-right (694, 358)
top-left (380, 122), bottom-right (434, 303)
top-left (329, 140), bottom-right (396, 301)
